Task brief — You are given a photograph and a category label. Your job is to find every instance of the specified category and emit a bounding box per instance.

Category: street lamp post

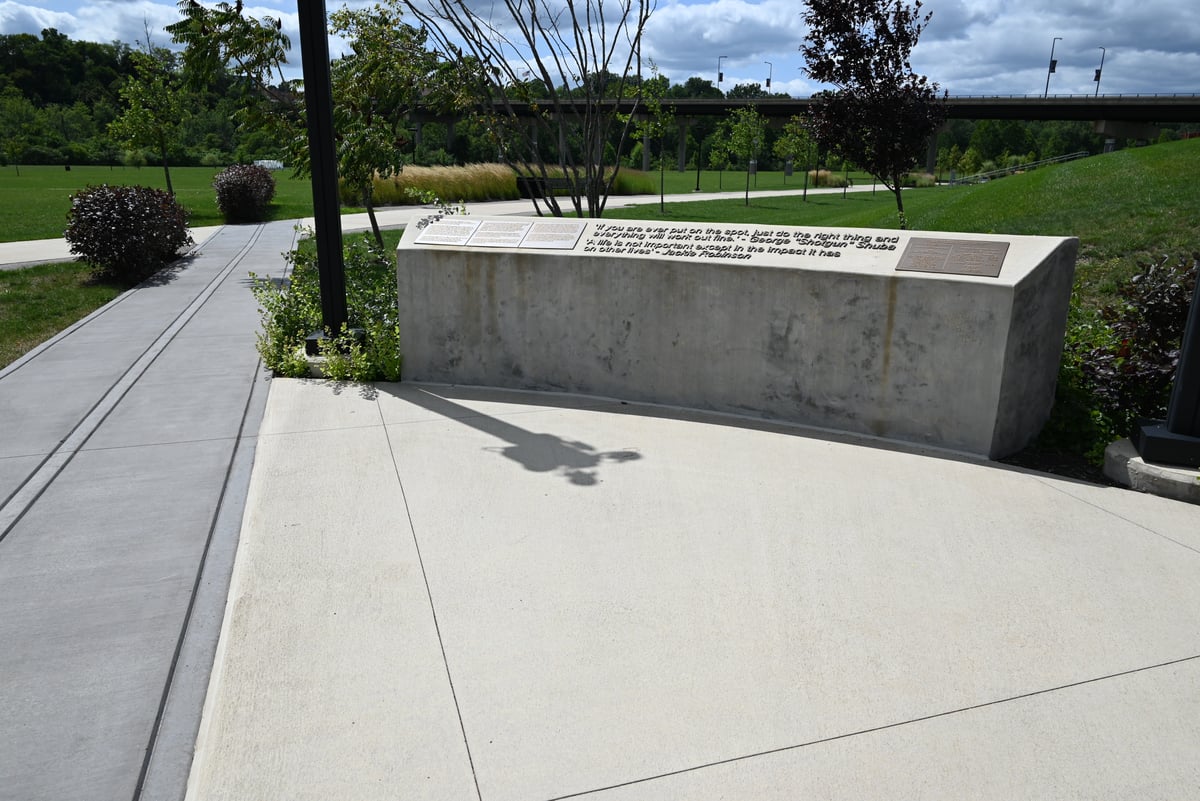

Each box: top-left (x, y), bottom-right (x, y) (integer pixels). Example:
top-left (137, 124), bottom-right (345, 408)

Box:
top-left (297, 0), bottom-right (347, 345)
top-left (765, 61), bottom-right (773, 90)
top-left (1094, 47), bottom-right (1106, 96)
top-left (1044, 37), bottom-right (1062, 97)
top-left (718, 55), bottom-right (727, 92)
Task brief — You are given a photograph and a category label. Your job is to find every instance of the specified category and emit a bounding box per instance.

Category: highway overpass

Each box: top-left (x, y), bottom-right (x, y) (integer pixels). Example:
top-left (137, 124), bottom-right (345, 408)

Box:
top-left (487, 94), bottom-right (1200, 124)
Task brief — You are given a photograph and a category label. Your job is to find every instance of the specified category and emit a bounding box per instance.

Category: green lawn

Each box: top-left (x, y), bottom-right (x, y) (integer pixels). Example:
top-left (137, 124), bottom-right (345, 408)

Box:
top-left (0, 261), bottom-right (125, 368)
top-left (610, 138), bottom-right (1200, 310)
top-left (0, 162), bottom-right (874, 243)
top-left (0, 164), bottom-right (318, 242)
top-left (650, 166), bottom-right (875, 196)
top-left (4, 138), bottom-right (1196, 368)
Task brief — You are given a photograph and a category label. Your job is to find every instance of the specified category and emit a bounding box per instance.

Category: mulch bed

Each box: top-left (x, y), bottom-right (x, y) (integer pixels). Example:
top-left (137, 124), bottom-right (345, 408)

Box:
top-left (999, 446), bottom-right (1115, 486)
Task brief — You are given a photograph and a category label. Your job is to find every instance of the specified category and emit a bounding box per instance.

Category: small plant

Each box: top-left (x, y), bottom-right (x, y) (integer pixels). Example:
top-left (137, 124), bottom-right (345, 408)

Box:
top-left (403, 186), bottom-right (441, 205)
top-left (1081, 252), bottom-right (1198, 433)
top-left (900, 172), bottom-right (936, 188)
top-left (64, 184), bottom-right (193, 283)
top-left (1037, 251), bottom-right (1198, 464)
top-left (1034, 300), bottom-right (1122, 464)
top-left (412, 193), bottom-right (469, 230)
top-left (808, 169), bottom-right (848, 188)
top-left (213, 163), bottom-right (276, 223)
top-left (252, 230), bottom-right (405, 381)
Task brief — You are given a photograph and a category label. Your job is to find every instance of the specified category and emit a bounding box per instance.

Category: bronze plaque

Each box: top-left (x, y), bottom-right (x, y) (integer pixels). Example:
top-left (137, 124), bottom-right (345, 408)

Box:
top-left (896, 237), bottom-right (1009, 278)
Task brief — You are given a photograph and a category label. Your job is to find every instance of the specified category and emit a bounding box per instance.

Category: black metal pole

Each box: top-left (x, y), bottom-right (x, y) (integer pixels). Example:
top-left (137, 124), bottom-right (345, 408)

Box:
top-left (1164, 274), bottom-right (1200, 436)
top-left (298, 0), bottom-right (347, 346)
top-left (1133, 269), bottom-right (1200, 467)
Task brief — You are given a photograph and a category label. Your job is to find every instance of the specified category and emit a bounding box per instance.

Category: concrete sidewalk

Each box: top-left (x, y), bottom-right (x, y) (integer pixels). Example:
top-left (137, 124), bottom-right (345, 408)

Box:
top-left (0, 190), bottom-right (819, 801)
top-left (187, 379), bottom-right (1200, 800)
top-left (2, 190), bottom-right (1199, 801)
top-left (0, 185), bottom-right (859, 269)
top-left (0, 221), bottom-right (296, 801)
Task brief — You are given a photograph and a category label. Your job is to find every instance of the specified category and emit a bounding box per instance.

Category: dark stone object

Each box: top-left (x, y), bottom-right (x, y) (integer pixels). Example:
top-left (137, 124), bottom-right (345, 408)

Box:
top-left (1132, 265), bottom-right (1200, 468)
top-left (1131, 422), bottom-right (1200, 470)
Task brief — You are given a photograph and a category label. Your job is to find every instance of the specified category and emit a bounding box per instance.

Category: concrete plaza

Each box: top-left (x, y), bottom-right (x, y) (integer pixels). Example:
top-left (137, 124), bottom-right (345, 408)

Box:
top-left (1, 192), bottom-right (1198, 800)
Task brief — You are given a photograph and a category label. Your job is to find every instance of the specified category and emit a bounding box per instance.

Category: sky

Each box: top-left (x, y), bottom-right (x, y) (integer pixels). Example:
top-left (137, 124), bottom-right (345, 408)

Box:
top-left (1, 0), bottom-right (1197, 98)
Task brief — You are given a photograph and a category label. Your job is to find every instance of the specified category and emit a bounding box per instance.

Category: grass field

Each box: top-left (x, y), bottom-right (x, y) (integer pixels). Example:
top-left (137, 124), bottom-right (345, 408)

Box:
top-left (0, 165), bottom-right (318, 242)
top-left (608, 137), bottom-right (1200, 311)
top-left (0, 261), bottom-right (124, 367)
top-left (650, 166), bottom-right (875, 196)
top-left (3, 138), bottom-right (1196, 370)
top-left (0, 162), bottom-right (868, 243)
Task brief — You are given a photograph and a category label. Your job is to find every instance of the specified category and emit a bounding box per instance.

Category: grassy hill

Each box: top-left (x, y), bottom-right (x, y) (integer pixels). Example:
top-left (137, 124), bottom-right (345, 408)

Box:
top-left (608, 137), bottom-right (1200, 311)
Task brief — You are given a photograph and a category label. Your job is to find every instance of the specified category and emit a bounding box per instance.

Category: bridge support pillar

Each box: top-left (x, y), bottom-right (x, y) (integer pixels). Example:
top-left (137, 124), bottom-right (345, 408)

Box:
top-left (1094, 119), bottom-right (1160, 144)
top-left (677, 118), bottom-right (690, 172)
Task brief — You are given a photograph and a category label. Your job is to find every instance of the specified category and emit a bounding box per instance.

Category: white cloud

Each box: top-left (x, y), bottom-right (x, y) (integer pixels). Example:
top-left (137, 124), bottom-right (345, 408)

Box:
top-left (644, 0), bottom-right (802, 81)
top-left (2, 0), bottom-right (1198, 96)
top-left (0, 1), bottom-right (76, 36)
top-left (72, 1), bottom-right (185, 47)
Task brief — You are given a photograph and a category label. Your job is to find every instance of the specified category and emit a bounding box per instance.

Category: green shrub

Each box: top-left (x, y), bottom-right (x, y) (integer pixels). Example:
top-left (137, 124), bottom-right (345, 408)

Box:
top-left (213, 163), bottom-right (276, 223)
top-left (611, 168), bottom-right (657, 195)
top-left (1082, 252), bottom-right (1198, 433)
top-left (252, 231), bottom-right (403, 381)
top-left (64, 184), bottom-right (193, 283)
top-left (1038, 252), bottom-right (1198, 463)
top-left (1034, 300), bottom-right (1122, 463)
top-left (808, 169), bottom-right (848, 188)
top-left (900, 172), bottom-right (936, 188)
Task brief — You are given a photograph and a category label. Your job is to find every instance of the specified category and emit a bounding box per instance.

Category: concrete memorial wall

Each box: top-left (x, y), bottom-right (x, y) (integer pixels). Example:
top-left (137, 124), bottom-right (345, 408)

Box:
top-left (396, 216), bottom-right (1077, 458)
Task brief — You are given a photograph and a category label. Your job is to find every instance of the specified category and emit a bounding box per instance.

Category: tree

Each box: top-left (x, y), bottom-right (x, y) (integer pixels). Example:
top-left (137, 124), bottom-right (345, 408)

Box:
top-left (936, 142), bottom-right (962, 178)
top-left (401, 0), bottom-right (657, 218)
top-left (302, 0), bottom-right (472, 246)
top-left (800, 0), bottom-right (945, 227)
top-left (167, 0), bottom-right (295, 151)
top-left (969, 118), bottom-right (1034, 163)
top-left (666, 76), bottom-right (723, 99)
top-left (773, 114), bottom-right (817, 196)
top-left (726, 82), bottom-right (768, 100)
top-left (723, 106), bottom-right (767, 206)
top-left (625, 66), bottom-right (672, 211)
top-left (109, 50), bottom-right (186, 194)
top-left (0, 90), bottom-right (37, 173)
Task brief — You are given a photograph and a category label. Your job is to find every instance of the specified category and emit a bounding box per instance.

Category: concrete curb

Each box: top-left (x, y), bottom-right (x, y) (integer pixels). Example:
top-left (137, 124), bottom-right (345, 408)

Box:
top-left (1104, 437), bottom-right (1200, 505)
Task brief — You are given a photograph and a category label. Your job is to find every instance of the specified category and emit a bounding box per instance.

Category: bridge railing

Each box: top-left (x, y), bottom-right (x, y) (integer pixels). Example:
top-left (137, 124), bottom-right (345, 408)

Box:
top-left (949, 151), bottom-right (1090, 185)
top-left (948, 93), bottom-right (1200, 100)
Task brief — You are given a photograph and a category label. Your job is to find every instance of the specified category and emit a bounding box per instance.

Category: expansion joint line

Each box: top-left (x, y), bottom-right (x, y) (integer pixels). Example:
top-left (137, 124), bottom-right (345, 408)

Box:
top-left (0, 224), bottom-right (267, 544)
top-left (379, 399), bottom-right (485, 801)
top-left (545, 653), bottom-right (1200, 801)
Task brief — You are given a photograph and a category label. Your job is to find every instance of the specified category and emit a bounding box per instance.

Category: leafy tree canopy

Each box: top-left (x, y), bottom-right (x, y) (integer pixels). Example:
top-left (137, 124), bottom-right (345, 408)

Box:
top-left (800, 0), bottom-right (945, 226)
top-left (109, 49), bottom-right (187, 193)
top-left (726, 82), bottom-right (764, 99)
top-left (300, 0), bottom-right (474, 245)
top-left (666, 76), bottom-right (723, 99)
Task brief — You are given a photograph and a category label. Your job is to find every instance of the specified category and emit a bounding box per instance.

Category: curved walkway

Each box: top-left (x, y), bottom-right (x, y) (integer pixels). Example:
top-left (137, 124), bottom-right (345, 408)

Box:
top-left (1, 192), bottom-right (1198, 801)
